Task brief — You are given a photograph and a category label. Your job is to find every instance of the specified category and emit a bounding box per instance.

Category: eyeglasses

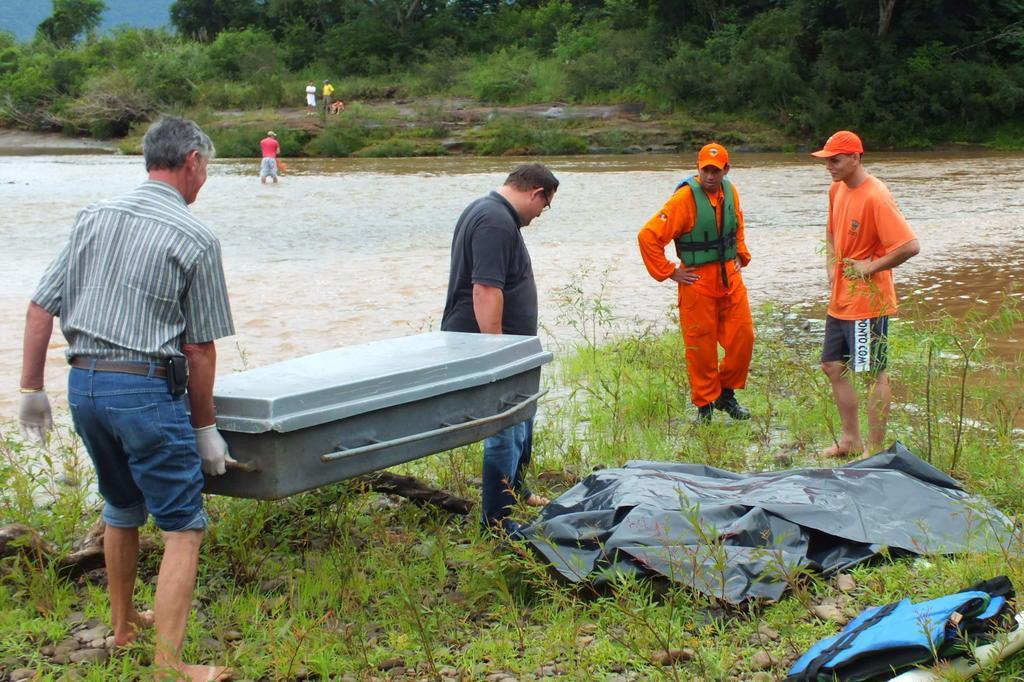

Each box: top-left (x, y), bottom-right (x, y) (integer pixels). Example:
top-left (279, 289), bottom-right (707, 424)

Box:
top-left (537, 189), bottom-right (551, 212)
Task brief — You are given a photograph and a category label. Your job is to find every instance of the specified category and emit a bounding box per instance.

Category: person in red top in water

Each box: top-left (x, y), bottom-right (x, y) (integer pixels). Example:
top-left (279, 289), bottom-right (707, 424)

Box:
top-left (259, 131), bottom-right (280, 185)
top-left (813, 130), bottom-right (920, 458)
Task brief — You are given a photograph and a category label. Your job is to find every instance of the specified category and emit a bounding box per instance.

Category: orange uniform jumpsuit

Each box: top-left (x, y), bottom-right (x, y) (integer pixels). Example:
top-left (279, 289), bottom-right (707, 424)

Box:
top-left (638, 181), bottom-right (754, 407)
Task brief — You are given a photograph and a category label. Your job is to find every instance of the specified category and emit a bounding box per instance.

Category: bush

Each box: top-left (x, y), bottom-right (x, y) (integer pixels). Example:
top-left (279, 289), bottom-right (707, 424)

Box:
top-left (555, 22), bottom-right (650, 100)
top-left (132, 42), bottom-right (210, 107)
top-left (207, 28), bottom-right (282, 80)
top-left (62, 68), bottom-right (157, 137)
top-left (354, 138), bottom-right (448, 157)
top-left (473, 115), bottom-right (587, 156)
top-left (304, 119), bottom-right (374, 156)
top-left (464, 47), bottom-right (542, 104)
top-left (207, 124), bottom-right (310, 158)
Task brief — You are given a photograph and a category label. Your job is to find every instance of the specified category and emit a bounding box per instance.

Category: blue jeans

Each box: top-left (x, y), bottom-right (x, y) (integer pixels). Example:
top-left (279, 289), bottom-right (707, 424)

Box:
top-left (67, 364), bottom-right (208, 532)
top-left (481, 417), bottom-right (533, 530)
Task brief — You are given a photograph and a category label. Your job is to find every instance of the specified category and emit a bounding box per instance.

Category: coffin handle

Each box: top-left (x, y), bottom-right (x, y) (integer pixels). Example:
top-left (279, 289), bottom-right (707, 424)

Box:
top-left (320, 389), bottom-right (547, 463)
top-left (225, 459), bottom-right (261, 473)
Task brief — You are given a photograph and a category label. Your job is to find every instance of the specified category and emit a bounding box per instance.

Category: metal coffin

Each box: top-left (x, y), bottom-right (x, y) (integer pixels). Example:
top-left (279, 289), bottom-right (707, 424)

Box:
top-left (203, 332), bottom-right (552, 499)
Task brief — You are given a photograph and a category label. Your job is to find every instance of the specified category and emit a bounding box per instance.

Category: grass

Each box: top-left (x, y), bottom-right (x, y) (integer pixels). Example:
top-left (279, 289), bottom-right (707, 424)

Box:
top-left (2, 288), bottom-right (1024, 679)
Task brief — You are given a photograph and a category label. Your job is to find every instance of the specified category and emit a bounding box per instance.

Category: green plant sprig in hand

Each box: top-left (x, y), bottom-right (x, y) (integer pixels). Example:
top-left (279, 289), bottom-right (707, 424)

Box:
top-left (842, 257), bottom-right (871, 280)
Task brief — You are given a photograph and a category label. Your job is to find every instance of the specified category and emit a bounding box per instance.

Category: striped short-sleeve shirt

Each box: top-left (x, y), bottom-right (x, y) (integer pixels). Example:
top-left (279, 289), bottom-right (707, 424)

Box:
top-left (32, 180), bottom-right (235, 362)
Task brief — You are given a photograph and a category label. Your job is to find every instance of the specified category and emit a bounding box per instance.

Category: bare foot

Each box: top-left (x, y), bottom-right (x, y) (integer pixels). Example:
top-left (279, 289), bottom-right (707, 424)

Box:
top-left (155, 664), bottom-right (233, 681)
top-left (113, 609), bottom-right (156, 646)
top-left (184, 665), bottom-right (233, 682)
top-left (526, 493), bottom-right (550, 507)
top-left (822, 441), bottom-right (862, 459)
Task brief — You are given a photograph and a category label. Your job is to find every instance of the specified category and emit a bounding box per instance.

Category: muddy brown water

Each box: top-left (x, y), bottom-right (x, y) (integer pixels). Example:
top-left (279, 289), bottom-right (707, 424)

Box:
top-left (2, 151), bottom-right (1022, 419)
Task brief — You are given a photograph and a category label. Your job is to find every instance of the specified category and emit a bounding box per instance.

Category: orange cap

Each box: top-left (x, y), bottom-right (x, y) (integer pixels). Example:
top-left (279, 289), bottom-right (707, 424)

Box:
top-left (811, 130), bottom-right (864, 157)
top-left (697, 142), bottom-right (729, 169)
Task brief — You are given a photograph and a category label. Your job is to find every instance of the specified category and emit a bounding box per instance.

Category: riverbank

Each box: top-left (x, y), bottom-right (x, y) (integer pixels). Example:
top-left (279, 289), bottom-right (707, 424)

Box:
top-left (111, 100), bottom-right (798, 159)
top-left (2, 306), bottom-right (1022, 680)
top-left (0, 130), bottom-right (117, 155)
top-left (9, 97), bottom-right (1022, 161)
top-left (7, 98), bottom-right (1018, 160)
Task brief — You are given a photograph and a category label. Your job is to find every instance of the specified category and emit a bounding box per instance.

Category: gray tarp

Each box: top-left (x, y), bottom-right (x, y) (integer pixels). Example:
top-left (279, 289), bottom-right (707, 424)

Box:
top-left (520, 443), bottom-right (1014, 602)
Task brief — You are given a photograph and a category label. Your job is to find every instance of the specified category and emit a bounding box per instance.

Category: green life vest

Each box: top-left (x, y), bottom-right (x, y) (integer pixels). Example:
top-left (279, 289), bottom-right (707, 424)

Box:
top-left (673, 176), bottom-right (739, 267)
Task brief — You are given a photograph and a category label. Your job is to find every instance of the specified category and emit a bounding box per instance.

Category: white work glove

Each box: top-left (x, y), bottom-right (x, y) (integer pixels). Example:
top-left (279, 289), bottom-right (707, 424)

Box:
top-left (194, 424), bottom-right (237, 476)
top-left (19, 389), bottom-right (53, 443)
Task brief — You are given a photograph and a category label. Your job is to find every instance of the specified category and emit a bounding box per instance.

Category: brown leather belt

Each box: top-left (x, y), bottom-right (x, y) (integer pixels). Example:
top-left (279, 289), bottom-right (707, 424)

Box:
top-left (70, 357), bottom-right (168, 378)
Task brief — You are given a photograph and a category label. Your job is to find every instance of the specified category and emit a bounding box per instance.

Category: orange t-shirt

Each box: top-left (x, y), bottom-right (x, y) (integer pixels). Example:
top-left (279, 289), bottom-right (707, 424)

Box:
top-left (827, 175), bottom-right (917, 320)
top-left (637, 181), bottom-right (751, 297)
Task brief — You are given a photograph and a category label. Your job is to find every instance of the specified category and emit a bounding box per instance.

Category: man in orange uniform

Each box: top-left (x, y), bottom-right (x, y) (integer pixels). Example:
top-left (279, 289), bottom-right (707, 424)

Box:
top-left (638, 142), bottom-right (754, 424)
top-left (813, 131), bottom-right (919, 457)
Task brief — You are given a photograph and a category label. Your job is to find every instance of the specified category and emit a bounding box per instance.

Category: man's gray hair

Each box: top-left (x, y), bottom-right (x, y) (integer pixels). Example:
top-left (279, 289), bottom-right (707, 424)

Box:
top-left (142, 117), bottom-right (215, 171)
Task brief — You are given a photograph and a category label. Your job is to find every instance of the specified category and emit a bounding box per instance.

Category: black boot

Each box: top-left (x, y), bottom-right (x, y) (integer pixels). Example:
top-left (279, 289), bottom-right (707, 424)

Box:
top-left (697, 404), bottom-right (713, 424)
top-left (714, 388), bottom-right (750, 420)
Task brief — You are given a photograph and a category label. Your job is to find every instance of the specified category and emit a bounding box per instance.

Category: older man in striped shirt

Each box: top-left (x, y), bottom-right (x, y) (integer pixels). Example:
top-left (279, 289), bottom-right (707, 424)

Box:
top-left (19, 117), bottom-right (234, 682)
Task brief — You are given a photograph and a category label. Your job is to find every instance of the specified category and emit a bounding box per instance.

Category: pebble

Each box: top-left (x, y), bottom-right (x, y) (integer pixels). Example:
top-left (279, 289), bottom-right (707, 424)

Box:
top-left (811, 603), bottom-right (848, 624)
top-left (66, 612), bottom-right (86, 626)
top-left (576, 635), bottom-right (595, 647)
top-left (651, 648), bottom-right (695, 665)
top-left (749, 673), bottom-right (773, 682)
top-left (750, 651), bottom-right (776, 670)
top-left (378, 657), bottom-right (406, 671)
top-left (444, 591), bottom-right (468, 605)
top-left (578, 622), bottom-right (598, 635)
top-left (223, 629), bottom-right (243, 642)
top-left (200, 637), bottom-right (225, 652)
top-left (56, 637), bottom-right (80, 651)
top-left (836, 573), bottom-right (857, 592)
top-left (74, 625), bottom-right (109, 643)
top-left (69, 648), bottom-right (109, 664)
top-left (259, 577), bottom-right (287, 593)
top-left (10, 670), bottom-right (35, 682)
top-left (757, 624), bottom-right (780, 641)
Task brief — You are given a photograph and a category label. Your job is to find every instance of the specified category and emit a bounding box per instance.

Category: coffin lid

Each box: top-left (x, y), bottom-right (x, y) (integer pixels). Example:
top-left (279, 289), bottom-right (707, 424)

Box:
top-left (213, 332), bottom-right (552, 434)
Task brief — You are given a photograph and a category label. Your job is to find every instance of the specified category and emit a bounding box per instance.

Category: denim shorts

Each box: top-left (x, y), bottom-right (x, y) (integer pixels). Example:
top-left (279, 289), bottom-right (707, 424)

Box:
top-left (67, 363), bottom-right (208, 532)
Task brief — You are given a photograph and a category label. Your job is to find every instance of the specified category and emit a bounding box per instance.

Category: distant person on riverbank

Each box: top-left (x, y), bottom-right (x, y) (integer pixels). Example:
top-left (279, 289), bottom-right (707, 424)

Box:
top-left (638, 142), bottom-right (754, 425)
top-left (813, 130), bottom-right (919, 458)
top-left (259, 131), bottom-right (280, 184)
top-left (441, 163), bottom-right (559, 535)
top-left (322, 79), bottom-right (334, 114)
top-left (17, 117), bottom-right (235, 682)
top-left (305, 81), bottom-right (316, 115)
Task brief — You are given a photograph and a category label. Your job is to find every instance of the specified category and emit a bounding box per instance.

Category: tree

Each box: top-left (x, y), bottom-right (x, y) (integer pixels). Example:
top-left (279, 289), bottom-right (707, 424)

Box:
top-left (169, 0), bottom-right (263, 41)
top-left (37, 0), bottom-right (106, 47)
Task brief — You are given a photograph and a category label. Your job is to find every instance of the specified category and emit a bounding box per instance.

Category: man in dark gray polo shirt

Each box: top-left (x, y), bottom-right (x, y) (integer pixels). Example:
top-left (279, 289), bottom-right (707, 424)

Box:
top-left (18, 117), bottom-right (234, 681)
top-left (441, 163), bottom-right (558, 534)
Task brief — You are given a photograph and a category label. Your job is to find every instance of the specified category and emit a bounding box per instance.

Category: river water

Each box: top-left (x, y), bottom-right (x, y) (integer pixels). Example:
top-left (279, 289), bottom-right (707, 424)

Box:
top-left (2, 151), bottom-right (1023, 419)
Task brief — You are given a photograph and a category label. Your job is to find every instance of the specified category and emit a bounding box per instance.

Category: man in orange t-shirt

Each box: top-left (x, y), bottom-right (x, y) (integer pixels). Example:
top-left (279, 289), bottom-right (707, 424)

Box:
top-left (812, 130), bottom-right (920, 457)
top-left (638, 143), bottom-right (754, 424)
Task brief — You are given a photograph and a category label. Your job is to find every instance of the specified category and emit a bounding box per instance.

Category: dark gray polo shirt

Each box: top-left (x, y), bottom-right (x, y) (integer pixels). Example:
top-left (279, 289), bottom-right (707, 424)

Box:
top-left (441, 191), bottom-right (538, 336)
